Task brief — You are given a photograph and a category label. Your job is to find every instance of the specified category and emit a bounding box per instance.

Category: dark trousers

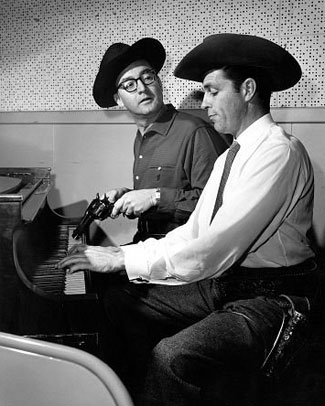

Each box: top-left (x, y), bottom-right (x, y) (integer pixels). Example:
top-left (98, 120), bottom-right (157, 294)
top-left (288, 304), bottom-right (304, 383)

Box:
top-left (133, 218), bottom-right (187, 243)
top-left (101, 261), bottom-right (318, 406)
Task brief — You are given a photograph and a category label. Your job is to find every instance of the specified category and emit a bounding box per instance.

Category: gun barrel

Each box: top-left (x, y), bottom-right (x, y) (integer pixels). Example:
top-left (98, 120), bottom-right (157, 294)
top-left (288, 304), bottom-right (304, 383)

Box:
top-left (72, 194), bottom-right (114, 240)
top-left (72, 214), bottom-right (94, 239)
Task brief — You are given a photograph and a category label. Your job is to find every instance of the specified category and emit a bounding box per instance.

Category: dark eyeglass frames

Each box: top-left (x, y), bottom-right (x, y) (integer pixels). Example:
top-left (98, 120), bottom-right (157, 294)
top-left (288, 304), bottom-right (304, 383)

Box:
top-left (117, 69), bottom-right (157, 93)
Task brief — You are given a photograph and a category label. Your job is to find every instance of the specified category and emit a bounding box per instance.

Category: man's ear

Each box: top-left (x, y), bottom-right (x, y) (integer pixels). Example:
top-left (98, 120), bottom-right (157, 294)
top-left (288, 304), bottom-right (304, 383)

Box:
top-left (241, 78), bottom-right (257, 102)
top-left (114, 93), bottom-right (124, 107)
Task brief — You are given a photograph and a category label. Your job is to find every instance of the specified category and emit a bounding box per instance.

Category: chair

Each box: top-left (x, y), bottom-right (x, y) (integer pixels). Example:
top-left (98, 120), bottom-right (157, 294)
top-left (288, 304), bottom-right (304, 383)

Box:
top-left (0, 331), bottom-right (134, 406)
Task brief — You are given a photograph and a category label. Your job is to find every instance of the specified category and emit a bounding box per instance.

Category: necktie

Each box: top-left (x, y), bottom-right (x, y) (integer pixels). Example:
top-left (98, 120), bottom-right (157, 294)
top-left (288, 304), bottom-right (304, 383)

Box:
top-left (210, 141), bottom-right (240, 223)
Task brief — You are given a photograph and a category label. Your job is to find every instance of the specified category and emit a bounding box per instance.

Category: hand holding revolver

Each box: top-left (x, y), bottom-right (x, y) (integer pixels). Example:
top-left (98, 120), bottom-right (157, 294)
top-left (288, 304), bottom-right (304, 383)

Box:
top-left (112, 188), bottom-right (159, 218)
top-left (104, 187), bottom-right (131, 204)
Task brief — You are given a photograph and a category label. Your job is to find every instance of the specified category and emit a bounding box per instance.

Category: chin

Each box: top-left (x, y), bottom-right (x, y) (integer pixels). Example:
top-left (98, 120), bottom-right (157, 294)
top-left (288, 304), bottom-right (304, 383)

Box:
top-left (141, 103), bottom-right (159, 114)
top-left (211, 120), bottom-right (227, 134)
top-left (213, 123), bottom-right (224, 133)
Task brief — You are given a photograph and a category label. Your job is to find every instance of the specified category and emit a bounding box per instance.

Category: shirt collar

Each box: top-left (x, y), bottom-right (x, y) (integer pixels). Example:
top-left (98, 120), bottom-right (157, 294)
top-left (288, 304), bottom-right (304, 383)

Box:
top-left (235, 113), bottom-right (274, 148)
top-left (143, 104), bottom-right (177, 137)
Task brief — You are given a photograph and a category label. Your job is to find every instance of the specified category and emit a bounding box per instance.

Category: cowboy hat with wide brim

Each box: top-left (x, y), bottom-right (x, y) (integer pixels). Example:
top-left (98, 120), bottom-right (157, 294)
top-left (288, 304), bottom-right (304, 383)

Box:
top-left (174, 33), bottom-right (302, 91)
top-left (93, 37), bottom-right (166, 108)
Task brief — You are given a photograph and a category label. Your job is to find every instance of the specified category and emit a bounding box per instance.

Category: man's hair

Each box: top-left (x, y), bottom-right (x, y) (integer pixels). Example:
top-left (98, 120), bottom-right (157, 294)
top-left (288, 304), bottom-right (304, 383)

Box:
top-left (222, 65), bottom-right (272, 111)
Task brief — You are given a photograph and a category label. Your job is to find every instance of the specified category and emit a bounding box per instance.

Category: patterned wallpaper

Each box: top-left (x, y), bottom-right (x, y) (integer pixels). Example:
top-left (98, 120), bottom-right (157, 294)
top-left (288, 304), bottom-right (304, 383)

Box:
top-left (0, 0), bottom-right (324, 111)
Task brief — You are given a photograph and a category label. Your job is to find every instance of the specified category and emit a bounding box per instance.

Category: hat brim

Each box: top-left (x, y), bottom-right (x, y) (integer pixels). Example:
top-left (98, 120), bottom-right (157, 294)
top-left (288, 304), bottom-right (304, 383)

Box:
top-left (93, 38), bottom-right (166, 108)
top-left (174, 34), bottom-right (301, 91)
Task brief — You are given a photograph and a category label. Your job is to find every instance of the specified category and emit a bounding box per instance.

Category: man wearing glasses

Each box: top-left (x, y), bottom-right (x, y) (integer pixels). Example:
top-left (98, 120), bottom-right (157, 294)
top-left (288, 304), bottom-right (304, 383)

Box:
top-left (93, 37), bottom-right (227, 242)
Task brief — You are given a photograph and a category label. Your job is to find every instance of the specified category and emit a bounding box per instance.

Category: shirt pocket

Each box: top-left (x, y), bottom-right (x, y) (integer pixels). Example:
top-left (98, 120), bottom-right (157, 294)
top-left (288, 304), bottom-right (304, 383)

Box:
top-left (148, 164), bottom-right (176, 186)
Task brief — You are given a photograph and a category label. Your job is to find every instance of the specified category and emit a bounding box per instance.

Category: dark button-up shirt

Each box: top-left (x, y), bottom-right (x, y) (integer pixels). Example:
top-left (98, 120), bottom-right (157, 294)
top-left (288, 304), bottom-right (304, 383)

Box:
top-left (133, 104), bottom-right (228, 225)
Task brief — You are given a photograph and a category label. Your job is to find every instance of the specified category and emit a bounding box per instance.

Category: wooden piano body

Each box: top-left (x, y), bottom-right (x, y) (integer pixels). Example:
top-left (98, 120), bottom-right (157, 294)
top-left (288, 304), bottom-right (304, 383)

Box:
top-left (0, 167), bottom-right (101, 354)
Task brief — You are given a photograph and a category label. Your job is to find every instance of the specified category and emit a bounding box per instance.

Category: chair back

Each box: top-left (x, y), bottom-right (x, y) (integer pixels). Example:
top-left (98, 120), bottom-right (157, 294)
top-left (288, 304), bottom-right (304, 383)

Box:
top-left (0, 331), bottom-right (134, 406)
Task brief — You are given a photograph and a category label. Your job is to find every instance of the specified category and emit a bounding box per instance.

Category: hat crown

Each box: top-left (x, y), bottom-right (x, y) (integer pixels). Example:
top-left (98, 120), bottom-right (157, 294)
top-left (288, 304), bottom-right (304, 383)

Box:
top-left (100, 43), bottom-right (131, 69)
top-left (174, 33), bottom-right (301, 91)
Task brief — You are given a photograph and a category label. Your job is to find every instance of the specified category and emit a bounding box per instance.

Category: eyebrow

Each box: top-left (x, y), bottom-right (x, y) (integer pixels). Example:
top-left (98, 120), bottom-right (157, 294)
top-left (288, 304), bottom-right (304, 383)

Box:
top-left (202, 78), bottom-right (223, 90)
top-left (202, 82), bottom-right (216, 91)
top-left (119, 68), bottom-right (153, 83)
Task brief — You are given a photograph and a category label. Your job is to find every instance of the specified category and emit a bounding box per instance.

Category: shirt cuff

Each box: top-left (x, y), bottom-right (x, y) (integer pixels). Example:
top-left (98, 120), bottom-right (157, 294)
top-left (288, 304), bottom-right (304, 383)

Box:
top-left (121, 243), bottom-right (150, 282)
top-left (158, 187), bottom-right (177, 212)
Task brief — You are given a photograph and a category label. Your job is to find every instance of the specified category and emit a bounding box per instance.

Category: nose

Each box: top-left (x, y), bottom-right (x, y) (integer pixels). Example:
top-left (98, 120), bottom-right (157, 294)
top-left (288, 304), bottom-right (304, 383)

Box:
top-left (136, 78), bottom-right (147, 92)
top-left (200, 93), bottom-right (209, 110)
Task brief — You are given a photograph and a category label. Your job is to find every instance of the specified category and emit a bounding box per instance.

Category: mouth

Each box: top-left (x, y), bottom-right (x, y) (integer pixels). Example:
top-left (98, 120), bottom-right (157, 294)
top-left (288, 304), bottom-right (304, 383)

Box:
top-left (139, 97), bottom-right (152, 104)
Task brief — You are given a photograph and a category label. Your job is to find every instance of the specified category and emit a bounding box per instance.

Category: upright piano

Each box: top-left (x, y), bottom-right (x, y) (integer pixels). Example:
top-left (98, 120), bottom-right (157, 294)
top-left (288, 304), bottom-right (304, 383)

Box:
top-left (0, 167), bottom-right (101, 354)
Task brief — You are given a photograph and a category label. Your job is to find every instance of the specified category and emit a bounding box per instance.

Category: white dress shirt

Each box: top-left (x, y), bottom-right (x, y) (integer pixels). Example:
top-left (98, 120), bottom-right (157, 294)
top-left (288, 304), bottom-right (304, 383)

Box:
top-left (122, 114), bottom-right (315, 285)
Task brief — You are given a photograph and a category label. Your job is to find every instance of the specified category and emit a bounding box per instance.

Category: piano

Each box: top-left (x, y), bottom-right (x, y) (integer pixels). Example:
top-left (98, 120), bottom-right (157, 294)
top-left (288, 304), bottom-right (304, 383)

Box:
top-left (0, 167), bottom-right (101, 354)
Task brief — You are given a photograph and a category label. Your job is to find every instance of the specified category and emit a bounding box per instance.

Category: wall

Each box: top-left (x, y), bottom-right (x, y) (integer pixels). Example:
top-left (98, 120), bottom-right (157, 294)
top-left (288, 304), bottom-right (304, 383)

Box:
top-left (0, 0), bottom-right (324, 111)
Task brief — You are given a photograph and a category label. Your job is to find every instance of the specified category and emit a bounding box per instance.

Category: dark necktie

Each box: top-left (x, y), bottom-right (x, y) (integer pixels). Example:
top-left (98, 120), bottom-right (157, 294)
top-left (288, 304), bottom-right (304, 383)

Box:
top-left (210, 141), bottom-right (240, 223)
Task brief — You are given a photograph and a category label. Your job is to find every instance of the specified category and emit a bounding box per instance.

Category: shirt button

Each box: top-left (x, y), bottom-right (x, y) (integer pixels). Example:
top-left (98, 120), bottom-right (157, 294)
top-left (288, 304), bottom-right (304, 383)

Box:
top-left (135, 175), bottom-right (139, 180)
top-left (157, 166), bottom-right (162, 171)
top-left (139, 155), bottom-right (143, 159)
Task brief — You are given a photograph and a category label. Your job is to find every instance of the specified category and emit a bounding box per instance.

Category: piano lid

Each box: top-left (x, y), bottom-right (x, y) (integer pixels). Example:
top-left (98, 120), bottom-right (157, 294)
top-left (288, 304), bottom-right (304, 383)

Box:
top-left (0, 176), bottom-right (22, 194)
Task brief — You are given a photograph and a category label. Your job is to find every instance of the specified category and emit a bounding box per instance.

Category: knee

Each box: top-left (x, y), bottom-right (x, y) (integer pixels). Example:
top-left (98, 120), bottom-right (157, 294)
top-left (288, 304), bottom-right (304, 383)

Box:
top-left (150, 337), bottom-right (186, 376)
top-left (148, 337), bottom-right (259, 406)
top-left (150, 337), bottom-right (210, 385)
top-left (149, 338), bottom-right (242, 405)
top-left (151, 337), bottom-right (176, 366)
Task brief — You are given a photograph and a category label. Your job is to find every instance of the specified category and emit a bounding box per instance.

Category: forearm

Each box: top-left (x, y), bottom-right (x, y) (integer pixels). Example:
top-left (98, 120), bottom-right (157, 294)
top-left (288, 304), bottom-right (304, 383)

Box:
top-left (154, 187), bottom-right (202, 220)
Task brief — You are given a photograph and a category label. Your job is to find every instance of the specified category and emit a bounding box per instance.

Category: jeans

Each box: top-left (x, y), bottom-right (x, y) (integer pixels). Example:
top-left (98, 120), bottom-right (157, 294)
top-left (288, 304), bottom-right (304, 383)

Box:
top-left (101, 262), bottom-right (318, 406)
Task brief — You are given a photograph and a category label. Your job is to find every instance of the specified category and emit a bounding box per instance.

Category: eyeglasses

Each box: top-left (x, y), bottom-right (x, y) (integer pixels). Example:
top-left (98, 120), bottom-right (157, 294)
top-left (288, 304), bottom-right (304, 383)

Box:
top-left (117, 69), bottom-right (157, 93)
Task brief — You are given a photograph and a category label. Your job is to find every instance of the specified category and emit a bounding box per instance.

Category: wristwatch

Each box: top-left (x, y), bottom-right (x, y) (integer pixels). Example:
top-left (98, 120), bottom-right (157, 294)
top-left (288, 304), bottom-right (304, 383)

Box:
top-left (154, 188), bottom-right (160, 206)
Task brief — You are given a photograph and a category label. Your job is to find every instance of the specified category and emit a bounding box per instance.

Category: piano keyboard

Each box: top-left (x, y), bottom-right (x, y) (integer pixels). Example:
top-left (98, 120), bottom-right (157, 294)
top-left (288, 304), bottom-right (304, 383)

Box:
top-left (32, 225), bottom-right (86, 296)
top-left (65, 226), bottom-right (86, 295)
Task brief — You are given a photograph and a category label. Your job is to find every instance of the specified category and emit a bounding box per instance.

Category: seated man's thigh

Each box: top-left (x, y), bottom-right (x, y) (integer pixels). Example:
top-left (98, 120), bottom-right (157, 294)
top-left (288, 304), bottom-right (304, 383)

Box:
top-left (147, 296), bottom-right (284, 403)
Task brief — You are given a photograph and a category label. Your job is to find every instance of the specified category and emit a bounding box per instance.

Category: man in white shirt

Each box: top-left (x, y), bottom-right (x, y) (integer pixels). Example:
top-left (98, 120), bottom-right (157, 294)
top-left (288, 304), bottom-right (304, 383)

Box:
top-left (58, 34), bottom-right (318, 405)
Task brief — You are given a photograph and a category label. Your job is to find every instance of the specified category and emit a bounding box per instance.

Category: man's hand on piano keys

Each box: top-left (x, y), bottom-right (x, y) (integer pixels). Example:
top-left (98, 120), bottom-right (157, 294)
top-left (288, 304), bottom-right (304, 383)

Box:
top-left (56, 244), bottom-right (126, 275)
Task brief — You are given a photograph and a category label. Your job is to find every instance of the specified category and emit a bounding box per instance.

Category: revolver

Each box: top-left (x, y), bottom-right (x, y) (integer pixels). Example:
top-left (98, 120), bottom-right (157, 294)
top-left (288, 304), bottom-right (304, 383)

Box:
top-left (72, 193), bottom-right (114, 240)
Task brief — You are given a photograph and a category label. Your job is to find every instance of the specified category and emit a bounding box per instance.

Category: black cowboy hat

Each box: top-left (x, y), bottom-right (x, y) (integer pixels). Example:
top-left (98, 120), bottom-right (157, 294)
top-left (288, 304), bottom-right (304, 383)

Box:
top-left (93, 37), bottom-right (166, 108)
top-left (174, 33), bottom-right (301, 91)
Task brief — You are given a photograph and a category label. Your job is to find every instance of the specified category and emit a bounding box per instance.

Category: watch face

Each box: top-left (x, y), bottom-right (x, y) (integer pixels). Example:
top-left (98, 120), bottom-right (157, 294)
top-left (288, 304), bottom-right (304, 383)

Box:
top-left (155, 188), bottom-right (160, 205)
